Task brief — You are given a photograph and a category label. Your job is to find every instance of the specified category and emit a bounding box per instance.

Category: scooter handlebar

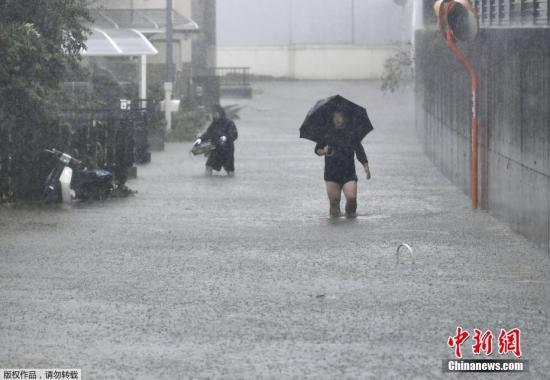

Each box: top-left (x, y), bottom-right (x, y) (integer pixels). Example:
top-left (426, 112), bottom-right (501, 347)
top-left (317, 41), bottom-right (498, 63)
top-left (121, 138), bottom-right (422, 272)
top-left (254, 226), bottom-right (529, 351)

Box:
top-left (44, 148), bottom-right (61, 155)
top-left (71, 157), bottom-right (84, 167)
top-left (44, 148), bottom-right (83, 167)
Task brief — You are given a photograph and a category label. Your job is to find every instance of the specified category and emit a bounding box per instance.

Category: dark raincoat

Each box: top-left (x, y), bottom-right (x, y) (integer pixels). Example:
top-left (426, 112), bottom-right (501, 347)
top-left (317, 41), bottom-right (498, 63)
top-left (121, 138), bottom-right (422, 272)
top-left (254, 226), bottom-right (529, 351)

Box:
top-left (200, 108), bottom-right (238, 172)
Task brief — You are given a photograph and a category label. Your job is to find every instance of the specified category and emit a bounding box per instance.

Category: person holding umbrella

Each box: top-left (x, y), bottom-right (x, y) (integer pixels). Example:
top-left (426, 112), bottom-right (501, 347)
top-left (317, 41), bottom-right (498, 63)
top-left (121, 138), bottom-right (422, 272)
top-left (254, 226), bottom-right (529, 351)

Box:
top-left (300, 96), bottom-right (373, 218)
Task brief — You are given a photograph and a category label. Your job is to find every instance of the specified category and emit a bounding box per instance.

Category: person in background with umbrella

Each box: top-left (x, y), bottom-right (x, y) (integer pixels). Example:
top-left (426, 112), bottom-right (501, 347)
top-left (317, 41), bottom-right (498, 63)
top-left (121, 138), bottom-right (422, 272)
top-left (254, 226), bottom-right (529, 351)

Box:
top-left (194, 105), bottom-right (238, 176)
top-left (300, 96), bottom-right (373, 218)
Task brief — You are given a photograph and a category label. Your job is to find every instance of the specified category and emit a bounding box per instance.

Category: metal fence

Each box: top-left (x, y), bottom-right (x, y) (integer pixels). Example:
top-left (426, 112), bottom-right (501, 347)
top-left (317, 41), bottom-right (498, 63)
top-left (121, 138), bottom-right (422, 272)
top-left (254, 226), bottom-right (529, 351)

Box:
top-left (214, 67), bottom-right (252, 98)
top-left (0, 99), bottom-right (161, 202)
top-left (473, 0), bottom-right (549, 26)
top-left (59, 100), bottom-right (163, 176)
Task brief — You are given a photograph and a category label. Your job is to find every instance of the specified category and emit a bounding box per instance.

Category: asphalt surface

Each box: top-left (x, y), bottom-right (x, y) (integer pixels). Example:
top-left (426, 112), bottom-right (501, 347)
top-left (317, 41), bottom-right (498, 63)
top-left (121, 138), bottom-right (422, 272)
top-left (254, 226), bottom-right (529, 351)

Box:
top-left (1, 81), bottom-right (549, 379)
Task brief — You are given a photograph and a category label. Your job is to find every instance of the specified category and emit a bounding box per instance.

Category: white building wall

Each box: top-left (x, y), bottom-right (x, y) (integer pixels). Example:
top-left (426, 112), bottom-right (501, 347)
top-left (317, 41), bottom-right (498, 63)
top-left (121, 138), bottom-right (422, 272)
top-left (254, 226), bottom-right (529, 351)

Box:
top-left (217, 45), bottom-right (399, 80)
top-left (216, 0), bottom-right (412, 79)
top-left (217, 47), bottom-right (290, 77)
top-left (217, 0), bottom-right (413, 46)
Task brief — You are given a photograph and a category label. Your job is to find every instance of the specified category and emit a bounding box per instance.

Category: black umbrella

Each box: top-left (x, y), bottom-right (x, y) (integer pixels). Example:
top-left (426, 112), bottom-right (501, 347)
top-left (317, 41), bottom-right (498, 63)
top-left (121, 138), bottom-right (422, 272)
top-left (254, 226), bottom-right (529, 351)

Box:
top-left (299, 95), bottom-right (374, 143)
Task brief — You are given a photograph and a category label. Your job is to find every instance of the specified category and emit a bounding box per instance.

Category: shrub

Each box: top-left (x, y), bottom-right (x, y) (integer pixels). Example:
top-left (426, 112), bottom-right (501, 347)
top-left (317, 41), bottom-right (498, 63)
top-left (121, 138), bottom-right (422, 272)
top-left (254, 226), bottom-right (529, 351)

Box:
top-left (381, 45), bottom-right (414, 94)
top-left (168, 101), bottom-right (209, 142)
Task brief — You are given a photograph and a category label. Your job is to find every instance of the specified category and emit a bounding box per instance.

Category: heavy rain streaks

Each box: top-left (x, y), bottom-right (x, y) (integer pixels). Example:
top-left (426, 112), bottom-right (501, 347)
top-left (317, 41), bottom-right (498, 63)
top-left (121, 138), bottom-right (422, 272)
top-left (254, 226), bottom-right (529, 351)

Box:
top-left (1, 1), bottom-right (550, 379)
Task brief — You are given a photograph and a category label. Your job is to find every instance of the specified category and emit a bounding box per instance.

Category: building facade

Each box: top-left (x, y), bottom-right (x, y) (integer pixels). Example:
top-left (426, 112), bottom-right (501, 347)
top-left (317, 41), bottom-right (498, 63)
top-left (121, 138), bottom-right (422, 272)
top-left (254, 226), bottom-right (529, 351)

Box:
top-left (216, 0), bottom-right (414, 79)
top-left (90, 0), bottom-right (216, 101)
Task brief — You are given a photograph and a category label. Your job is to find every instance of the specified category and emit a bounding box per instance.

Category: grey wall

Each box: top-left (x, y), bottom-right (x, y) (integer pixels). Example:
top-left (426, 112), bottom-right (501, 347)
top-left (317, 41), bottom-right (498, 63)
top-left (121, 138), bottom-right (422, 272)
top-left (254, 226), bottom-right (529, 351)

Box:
top-left (217, 0), bottom-right (413, 46)
top-left (415, 28), bottom-right (550, 254)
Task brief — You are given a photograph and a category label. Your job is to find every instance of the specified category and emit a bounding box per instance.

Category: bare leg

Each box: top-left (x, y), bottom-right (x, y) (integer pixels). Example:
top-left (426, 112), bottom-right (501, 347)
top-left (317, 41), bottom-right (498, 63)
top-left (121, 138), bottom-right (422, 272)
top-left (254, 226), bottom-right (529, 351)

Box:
top-left (342, 180), bottom-right (358, 217)
top-left (325, 181), bottom-right (342, 217)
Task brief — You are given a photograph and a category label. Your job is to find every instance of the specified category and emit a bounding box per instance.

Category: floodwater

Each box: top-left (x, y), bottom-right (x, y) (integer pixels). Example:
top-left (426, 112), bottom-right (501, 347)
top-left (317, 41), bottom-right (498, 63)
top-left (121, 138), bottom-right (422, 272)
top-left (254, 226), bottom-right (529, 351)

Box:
top-left (1, 81), bottom-right (549, 378)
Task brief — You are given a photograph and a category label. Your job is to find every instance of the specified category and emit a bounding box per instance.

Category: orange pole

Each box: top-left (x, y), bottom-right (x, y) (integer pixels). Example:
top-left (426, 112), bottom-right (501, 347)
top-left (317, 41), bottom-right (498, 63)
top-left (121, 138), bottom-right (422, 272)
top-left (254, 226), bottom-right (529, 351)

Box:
top-left (445, 31), bottom-right (478, 209)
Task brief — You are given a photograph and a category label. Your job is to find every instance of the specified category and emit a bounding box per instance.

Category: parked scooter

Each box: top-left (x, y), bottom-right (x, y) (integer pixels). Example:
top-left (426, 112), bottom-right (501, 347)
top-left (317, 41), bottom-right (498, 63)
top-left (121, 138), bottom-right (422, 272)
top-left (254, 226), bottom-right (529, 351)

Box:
top-left (42, 149), bottom-right (114, 204)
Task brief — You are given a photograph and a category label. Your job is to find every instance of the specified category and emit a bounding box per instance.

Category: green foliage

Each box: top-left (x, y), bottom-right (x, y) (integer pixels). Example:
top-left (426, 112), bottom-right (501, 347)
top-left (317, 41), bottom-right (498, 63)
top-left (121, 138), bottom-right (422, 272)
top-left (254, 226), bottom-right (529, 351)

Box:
top-left (88, 63), bottom-right (123, 108)
top-left (0, 0), bottom-right (91, 90)
top-left (169, 101), bottom-right (209, 142)
top-left (0, 0), bottom-right (91, 201)
top-left (151, 118), bottom-right (167, 132)
top-left (147, 81), bottom-right (165, 103)
top-left (381, 46), bottom-right (414, 94)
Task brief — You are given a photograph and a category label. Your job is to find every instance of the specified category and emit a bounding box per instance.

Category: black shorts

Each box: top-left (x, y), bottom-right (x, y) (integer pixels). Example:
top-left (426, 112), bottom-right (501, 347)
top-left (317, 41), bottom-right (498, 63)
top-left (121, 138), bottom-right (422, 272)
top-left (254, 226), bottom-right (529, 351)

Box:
top-left (324, 174), bottom-right (358, 187)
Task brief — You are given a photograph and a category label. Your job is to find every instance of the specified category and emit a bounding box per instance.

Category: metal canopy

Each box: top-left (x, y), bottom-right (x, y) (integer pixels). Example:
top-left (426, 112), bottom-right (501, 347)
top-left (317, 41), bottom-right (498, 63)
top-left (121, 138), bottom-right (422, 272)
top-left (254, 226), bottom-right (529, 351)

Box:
top-left (91, 9), bottom-right (199, 35)
top-left (83, 28), bottom-right (158, 57)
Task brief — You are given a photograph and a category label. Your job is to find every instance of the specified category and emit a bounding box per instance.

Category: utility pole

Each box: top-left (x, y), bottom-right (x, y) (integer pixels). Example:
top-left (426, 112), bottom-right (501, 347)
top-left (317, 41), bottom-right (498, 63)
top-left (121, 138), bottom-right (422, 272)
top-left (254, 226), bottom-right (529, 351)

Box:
top-left (164, 0), bottom-right (174, 132)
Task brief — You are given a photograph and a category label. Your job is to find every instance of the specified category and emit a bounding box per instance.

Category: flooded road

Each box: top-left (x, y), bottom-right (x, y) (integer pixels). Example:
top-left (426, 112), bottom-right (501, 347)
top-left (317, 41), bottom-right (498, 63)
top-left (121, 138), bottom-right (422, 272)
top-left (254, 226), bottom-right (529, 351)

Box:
top-left (1, 81), bottom-right (549, 378)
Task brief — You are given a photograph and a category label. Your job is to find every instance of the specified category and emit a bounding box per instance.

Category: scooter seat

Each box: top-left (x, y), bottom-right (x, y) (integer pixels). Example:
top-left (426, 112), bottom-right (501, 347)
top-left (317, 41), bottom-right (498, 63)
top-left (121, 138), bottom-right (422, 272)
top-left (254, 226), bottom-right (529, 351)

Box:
top-left (92, 169), bottom-right (113, 178)
top-left (74, 169), bottom-right (113, 185)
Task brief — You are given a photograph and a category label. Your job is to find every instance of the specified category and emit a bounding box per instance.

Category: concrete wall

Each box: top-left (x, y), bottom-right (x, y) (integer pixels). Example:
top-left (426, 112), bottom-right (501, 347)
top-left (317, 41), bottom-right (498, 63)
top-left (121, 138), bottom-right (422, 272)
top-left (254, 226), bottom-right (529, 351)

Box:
top-left (415, 28), bottom-right (550, 253)
top-left (217, 45), bottom-right (399, 79)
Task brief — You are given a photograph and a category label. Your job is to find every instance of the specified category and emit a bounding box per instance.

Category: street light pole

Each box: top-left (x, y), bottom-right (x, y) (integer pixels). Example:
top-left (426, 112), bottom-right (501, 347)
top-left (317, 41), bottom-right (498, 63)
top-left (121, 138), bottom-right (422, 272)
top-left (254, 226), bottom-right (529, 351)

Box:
top-left (164, 0), bottom-right (174, 132)
top-left (434, 0), bottom-right (480, 209)
top-left (445, 30), bottom-right (478, 209)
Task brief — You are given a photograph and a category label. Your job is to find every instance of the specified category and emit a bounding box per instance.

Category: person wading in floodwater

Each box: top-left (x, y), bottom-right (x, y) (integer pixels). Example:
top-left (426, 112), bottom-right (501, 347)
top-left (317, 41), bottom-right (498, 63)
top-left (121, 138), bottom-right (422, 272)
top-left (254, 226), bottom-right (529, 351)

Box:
top-left (194, 105), bottom-right (238, 176)
top-left (314, 110), bottom-right (370, 218)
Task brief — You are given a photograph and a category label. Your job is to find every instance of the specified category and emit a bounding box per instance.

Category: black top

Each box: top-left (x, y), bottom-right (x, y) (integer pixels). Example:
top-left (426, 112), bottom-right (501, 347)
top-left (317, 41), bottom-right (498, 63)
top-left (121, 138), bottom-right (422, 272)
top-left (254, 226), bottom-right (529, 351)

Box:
top-left (200, 117), bottom-right (238, 149)
top-left (315, 126), bottom-right (368, 183)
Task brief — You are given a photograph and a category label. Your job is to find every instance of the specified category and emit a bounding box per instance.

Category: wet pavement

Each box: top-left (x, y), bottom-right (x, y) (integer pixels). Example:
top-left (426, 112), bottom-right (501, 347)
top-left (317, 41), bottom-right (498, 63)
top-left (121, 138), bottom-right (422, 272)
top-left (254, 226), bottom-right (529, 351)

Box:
top-left (1, 81), bottom-right (549, 379)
